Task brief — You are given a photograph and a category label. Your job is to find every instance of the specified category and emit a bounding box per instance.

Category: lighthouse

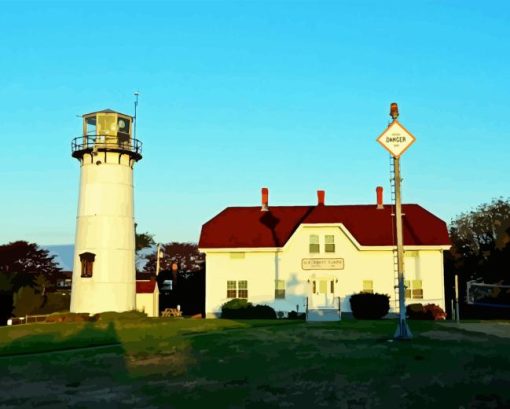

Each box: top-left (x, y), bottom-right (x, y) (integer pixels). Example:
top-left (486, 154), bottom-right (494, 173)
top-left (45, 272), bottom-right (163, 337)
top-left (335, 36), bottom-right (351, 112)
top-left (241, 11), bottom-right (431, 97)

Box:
top-left (70, 109), bottom-right (142, 314)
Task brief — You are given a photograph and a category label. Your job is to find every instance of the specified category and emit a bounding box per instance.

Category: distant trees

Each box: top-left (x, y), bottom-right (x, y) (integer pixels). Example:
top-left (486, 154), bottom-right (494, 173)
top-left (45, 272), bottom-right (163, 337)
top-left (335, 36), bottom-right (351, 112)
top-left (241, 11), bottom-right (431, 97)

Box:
top-left (445, 198), bottom-right (510, 316)
top-left (143, 242), bottom-right (205, 316)
top-left (143, 242), bottom-right (204, 275)
top-left (447, 197), bottom-right (510, 283)
top-left (135, 229), bottom-right (155, 272)
top-left (0, 241), bottom-right (62, 323)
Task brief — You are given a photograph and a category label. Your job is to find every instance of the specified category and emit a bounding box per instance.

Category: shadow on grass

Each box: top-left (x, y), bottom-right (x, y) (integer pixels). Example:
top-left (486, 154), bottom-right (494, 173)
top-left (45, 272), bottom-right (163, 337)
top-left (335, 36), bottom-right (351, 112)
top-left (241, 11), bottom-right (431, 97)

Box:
top-left (0, 322), bottom-right (144, 408)
top-left (0, 322), bottom-right (120, 357)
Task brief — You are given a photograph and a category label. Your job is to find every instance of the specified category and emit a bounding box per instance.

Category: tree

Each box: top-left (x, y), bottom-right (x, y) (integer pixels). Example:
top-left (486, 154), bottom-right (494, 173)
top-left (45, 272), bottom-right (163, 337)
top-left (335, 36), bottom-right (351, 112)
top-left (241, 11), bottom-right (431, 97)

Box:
top-left (135, 229), bottom-right (155, 272)
top-left (135, 231), bottom-right (155, 252)
top-left (0, 241), bottom-right (62, 280)
top-left (143, 242), bottom-right (204, 275)
top-left (34, 274), bottom-right (51, 296)
top-left (143, 242), bottom-right (206, 316)
top-left (445, 198), bottom-right (510, 318)
top-left (12, 286), bottom-right (43, 317)
top-left (0, 241), bottom-right (61, 323)
top-left (448, 197), bottom-right (510, 283)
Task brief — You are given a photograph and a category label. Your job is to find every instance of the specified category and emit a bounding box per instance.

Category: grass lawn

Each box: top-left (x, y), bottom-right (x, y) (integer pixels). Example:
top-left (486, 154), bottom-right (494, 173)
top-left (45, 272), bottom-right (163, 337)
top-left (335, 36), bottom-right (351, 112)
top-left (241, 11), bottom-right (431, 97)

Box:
top-left (1, 318), bottom-right (509, 408)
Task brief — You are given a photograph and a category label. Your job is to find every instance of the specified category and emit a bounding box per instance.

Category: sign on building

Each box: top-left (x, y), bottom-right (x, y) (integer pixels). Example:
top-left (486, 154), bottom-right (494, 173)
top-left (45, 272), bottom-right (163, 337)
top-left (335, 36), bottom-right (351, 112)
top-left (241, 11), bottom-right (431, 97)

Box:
top-left (302, 258), bottom-right (344, 270)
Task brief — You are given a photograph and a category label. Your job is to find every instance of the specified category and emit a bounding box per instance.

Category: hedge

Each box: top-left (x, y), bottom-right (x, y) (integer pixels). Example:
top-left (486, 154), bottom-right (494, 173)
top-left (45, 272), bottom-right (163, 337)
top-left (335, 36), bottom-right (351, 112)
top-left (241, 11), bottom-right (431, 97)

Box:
top-left (349, 292), bottom-right (390, 319)
top-left (221, 299), bottom-right (276, 319)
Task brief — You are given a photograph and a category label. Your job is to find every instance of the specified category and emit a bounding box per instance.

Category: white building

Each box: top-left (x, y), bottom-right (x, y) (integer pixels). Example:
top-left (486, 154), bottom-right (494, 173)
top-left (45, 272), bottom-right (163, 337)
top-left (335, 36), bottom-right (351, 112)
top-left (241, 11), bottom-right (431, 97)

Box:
top-left (199, 188), bottom-right (450, 320)
top-left (136, 278), bottom-right (159, 317)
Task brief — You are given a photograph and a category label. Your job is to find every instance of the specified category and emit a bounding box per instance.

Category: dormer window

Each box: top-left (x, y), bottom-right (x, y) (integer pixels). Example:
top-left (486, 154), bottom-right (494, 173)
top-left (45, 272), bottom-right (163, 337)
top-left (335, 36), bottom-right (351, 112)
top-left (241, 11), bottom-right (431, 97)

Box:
top-left (80, 252), bottom-right (95, 278)
top-left (325, 235), bottom-right (335, 253)
top-left (309, 235), bottom-right (320, 253)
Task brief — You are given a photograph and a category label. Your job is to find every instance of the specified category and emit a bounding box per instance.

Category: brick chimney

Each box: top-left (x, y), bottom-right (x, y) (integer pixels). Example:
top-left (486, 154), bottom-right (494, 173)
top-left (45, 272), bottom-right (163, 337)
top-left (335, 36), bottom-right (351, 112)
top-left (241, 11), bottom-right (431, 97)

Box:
top-left (317, 190), bottom-right (325, 206)
top-left (261, 187), bottom-right (269, 211)
top-left (376, 186), bottom-right (384, 209)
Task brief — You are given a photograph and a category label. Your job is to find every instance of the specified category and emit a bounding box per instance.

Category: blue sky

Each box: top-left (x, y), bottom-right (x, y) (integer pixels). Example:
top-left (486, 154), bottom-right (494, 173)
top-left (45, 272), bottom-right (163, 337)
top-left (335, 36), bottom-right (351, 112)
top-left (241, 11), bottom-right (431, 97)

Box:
top-left (1, 1), bottom-right (509, 245)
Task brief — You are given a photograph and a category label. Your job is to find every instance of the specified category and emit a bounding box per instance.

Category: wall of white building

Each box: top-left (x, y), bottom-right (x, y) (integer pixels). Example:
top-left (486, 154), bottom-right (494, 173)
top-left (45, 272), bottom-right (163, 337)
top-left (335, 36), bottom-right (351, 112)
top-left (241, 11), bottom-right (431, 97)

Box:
top-left (202, 223), bottom-right (447, 317)
top-left (136, 291), bottom-right (159, 317)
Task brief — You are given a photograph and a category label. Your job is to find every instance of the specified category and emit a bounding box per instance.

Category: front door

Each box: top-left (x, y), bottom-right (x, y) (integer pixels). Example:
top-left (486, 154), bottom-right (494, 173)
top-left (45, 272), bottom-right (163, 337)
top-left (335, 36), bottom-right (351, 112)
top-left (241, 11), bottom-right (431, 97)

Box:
top-left (311, 279), bottom-right (335, 308)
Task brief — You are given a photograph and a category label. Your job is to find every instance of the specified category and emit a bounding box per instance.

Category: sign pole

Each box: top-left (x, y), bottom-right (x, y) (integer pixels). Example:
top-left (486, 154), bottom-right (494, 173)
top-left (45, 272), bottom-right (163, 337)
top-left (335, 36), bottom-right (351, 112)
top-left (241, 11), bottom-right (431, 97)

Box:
top-left (376, 102), bottom-right (416, 340)
top-left (393, 154), bottom-right (412, 339)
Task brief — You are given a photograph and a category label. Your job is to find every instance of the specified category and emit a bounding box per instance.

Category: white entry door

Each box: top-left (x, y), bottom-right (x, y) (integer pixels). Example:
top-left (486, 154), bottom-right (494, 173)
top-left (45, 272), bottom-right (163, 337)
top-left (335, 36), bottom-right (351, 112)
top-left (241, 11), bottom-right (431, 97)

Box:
top-left (311, 279), bottom-right (335, 308)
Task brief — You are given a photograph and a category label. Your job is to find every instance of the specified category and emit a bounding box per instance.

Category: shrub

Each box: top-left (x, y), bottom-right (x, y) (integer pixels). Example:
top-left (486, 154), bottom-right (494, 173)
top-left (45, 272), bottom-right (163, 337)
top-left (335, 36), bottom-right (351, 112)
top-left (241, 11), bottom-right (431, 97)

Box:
top-left (406, 303), bottom-right (426, 319)
top-left (287, 311), bottom-right (306, 320)
top-left (221, 299), bottom-right (276, 319)
top-left (13, 287), bottom-right (43, 317)
top-left (45, 312), bottom-right (90, 323)
top-left (349, 292), bottom-right (390, 319)
top-left (424, 304), bottom-right (446, 320)
top-left (37, 293), bottom-right (71, 315)
top-left (250, 304), bottom-right (277, 319)
top-left (94, 310), bottom-right (147, 321)
top-left (407, 303), bottom-right (447, 320)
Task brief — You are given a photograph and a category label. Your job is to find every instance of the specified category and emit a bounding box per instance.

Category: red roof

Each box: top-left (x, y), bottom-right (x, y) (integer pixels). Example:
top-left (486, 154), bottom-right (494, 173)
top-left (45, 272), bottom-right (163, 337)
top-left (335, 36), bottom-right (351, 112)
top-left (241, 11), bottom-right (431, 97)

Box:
top-left (136, 280), bottom-right (157, 293)
top-left (199, 204), bottom-right (450, 249)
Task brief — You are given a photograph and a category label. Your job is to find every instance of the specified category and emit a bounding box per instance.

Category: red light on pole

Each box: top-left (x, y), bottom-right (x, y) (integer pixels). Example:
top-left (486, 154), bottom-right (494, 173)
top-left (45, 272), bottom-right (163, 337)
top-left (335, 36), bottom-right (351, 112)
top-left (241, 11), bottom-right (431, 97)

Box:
top-left (390, 102), bottom-right (399, 120)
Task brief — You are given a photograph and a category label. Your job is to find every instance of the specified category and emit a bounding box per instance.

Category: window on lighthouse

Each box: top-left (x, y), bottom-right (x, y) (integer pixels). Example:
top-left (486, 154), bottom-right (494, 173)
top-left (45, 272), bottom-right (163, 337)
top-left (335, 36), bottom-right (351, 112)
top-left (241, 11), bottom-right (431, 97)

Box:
top-left (79, 252), bottom-right (95, 278)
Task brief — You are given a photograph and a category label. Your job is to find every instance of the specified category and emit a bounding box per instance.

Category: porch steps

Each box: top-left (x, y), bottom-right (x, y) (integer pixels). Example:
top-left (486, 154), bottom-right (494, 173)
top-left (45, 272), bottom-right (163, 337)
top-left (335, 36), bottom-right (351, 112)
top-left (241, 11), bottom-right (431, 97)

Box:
top-left (306, 309), bottom-right (341, 322)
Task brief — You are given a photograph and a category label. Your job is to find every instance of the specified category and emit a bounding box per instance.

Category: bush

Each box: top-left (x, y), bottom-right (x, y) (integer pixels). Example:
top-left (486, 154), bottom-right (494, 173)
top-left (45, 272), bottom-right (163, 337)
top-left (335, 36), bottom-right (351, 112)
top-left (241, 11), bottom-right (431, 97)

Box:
top-left (94, 310), bottom-right (147, 321)
top-left (349, 292), bottom-right (390, 319)
top-left (45, 312), bottom-right (91, 323)
top-left (13, 286), bottom-right (43, 317)
top-left (406, 303), bottom-right (426, 319)
top-left (221, 299), bottom-right (276, 319)
top-left (37, 293), bottom-right (71, 315)
top-left (407, 303), bottom-right (446, 320)
top-left (287, 311), bottom-right (306, 320)
top-left (424, 304), bottom-right (446, 320)
top-left (251, 304), bottom-right (277, 319)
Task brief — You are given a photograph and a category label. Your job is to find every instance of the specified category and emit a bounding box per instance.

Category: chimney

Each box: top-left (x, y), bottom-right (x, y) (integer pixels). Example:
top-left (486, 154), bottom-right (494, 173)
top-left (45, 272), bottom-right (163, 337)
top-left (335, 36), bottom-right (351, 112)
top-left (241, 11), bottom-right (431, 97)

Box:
top-left (261, 187), bottom-right (269, 211)
top-left (317, 190), bottom-right (325, 206)
top-left (376, 186), bottom-right (384, 209)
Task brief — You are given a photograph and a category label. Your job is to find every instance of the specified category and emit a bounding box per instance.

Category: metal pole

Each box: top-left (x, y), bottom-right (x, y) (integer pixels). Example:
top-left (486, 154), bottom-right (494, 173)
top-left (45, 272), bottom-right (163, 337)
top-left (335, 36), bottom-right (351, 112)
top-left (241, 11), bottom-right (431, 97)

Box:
top-left (133, 91), bottom-right (139, 140)
top-left (451, 298), bottom-right (455, 321)
top-left (455, 274), bottom-right (460, 324)
top-left (156, 243), bottom-right (161, 277)
top-left (393, 155), bottom-right (413, 339)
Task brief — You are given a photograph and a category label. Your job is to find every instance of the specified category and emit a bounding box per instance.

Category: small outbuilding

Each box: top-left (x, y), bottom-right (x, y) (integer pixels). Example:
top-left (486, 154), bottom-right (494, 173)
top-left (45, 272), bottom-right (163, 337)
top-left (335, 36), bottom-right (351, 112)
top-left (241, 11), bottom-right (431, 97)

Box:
top-left (136, 278), bottom-right (159, 317)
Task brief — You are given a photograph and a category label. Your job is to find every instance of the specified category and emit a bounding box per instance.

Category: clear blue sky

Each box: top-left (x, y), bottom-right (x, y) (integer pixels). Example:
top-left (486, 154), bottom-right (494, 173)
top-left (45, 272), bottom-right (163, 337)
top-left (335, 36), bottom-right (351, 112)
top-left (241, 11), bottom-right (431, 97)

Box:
top-left (1, 1), bottom-right (509, 245)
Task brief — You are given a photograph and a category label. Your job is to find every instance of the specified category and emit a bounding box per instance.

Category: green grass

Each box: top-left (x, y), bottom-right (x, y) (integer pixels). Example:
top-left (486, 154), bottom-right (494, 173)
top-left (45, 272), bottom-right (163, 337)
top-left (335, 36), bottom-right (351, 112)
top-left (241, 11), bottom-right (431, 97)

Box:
top-left (1, 318), bottom-right (509, 409)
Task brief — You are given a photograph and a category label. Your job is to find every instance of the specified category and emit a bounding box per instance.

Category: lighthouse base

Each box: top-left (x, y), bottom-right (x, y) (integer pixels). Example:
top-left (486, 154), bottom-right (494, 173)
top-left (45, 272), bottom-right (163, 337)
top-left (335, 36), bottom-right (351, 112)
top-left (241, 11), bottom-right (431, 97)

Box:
top-left (70, 281), bottom-right (136, 315)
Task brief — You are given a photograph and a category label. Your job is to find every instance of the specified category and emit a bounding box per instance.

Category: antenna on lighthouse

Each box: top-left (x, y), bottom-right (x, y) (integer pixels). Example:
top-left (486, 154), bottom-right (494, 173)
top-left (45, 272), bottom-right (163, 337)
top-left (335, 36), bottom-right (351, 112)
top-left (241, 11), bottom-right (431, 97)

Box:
top-left (133, 91), bottom-right (140, 140)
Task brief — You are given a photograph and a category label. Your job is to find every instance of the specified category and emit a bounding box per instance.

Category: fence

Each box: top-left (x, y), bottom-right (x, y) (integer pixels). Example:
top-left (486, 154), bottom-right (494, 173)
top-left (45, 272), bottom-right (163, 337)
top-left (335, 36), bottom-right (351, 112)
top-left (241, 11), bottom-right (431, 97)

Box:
top-left (7, 314), bottom-right (50, 326)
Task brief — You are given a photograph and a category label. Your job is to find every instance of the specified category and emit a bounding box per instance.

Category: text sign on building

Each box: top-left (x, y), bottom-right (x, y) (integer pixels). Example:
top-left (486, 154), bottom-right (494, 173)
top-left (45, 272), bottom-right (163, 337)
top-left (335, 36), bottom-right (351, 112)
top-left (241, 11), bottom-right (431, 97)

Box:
top-left (376, 120), bottom-right (416, 158)
top-left (302, 258), bottom-right (344, 270)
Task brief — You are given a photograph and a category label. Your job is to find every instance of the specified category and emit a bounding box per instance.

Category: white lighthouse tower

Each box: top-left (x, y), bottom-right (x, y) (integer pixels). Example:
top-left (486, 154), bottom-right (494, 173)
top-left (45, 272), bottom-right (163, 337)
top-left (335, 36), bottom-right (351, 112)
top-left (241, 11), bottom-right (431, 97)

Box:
top-left (70, 109), bottom-right (142, 314)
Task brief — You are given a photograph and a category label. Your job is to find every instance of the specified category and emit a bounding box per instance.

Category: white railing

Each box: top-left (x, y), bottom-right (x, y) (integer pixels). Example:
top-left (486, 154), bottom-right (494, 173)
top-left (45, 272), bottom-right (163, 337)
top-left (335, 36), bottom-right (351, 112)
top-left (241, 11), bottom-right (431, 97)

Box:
top-left (7, 314), bottom-right (50, 326)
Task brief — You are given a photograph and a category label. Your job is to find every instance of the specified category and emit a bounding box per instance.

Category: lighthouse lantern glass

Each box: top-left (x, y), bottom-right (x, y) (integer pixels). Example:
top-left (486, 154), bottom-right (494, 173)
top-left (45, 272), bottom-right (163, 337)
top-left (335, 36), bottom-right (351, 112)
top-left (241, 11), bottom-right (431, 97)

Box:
top-left (85, 117), bottom-right (97, 135)
top-left (117, 116), bottom-right (131, 145)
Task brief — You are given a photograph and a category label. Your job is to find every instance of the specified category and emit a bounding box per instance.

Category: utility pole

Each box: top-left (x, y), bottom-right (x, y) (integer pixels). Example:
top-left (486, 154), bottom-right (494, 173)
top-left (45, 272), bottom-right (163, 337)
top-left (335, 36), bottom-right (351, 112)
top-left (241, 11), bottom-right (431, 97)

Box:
top-left (376, 102), bottom-right (416, 340)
